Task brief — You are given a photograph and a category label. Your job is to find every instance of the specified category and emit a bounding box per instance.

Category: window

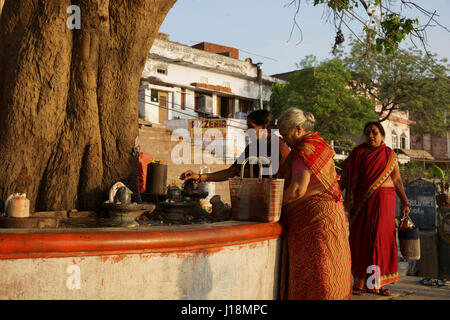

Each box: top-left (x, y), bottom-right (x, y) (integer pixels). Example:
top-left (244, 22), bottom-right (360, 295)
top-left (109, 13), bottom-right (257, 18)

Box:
top-left (180, 88), bottom-right (186, 110)
top-left (157, 68), bottom-right (167, 75)
top-left (195, 92), bottom-right (213, 114)
top-left (400, 133), bottom-right (407, 149)
top-left (392, 131), bottom-right (398, 149)
top-left (238, 99), bottom-right (253, 114)
top-left (150, 89), bottom-right (158, 102)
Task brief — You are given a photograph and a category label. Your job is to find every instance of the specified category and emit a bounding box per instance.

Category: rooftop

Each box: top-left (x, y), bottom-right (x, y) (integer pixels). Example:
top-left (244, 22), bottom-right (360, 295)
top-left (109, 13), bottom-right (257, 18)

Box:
top-left (398, 148), bottom-right (435, 160)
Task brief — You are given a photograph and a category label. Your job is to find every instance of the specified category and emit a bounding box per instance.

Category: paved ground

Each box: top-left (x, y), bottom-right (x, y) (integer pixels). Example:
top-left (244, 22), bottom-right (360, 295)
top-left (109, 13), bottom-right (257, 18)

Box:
top-left (352, 275), bottom-right (450, 300)
top-left (352, 235), bottom-right (450, 300)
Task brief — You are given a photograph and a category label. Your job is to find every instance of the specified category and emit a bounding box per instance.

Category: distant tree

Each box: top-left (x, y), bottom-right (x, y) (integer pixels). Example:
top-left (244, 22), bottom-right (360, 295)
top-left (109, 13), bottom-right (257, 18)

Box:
top-left (342, 39), bottom-right (450, 136)
top-left (270, 55), bottom-right (378, 142)
top-left (269, 82), bottom-right (288, 120)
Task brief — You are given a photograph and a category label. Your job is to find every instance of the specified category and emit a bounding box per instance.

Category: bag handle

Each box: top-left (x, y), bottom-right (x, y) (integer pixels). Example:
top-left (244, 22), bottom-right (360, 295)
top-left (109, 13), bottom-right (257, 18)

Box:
top-left (240, 156), bottom-right (272, 182)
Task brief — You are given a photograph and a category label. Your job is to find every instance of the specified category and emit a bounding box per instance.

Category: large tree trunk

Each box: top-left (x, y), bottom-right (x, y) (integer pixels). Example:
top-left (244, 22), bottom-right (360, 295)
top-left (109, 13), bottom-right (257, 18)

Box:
top-left (0, 0), bottom-right (177, 212)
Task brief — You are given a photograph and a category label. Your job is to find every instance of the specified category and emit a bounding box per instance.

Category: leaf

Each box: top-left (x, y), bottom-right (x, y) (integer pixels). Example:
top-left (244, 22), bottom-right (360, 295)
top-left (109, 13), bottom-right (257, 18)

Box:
top-left (124, 186), bottom-right (134, 194)
top-left (431, 165), bottom-right (445, 180)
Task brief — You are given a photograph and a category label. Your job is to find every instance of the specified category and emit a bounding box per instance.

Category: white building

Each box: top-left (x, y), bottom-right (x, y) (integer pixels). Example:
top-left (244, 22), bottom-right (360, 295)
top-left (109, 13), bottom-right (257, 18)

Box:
top-left (335, 109), bottom-right (414, 163)
top-left (139, 34), bottom-right (284, 125)
top-left (138, 34), bottom-right (285, 161)
top-left (378, 108), bottom-right (415, 164)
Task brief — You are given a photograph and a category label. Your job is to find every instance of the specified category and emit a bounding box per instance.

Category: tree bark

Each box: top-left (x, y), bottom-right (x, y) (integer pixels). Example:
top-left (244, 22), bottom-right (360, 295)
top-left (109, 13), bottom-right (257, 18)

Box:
top-left (0, 0), bottom-right (177, 212)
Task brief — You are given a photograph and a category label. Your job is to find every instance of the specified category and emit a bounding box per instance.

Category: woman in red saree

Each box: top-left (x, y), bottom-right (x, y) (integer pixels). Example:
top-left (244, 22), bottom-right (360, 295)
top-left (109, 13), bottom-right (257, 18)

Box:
top-left (277, 108), bottom-right (352, 300)
top-left (340, 122), bottom-right (410, 296)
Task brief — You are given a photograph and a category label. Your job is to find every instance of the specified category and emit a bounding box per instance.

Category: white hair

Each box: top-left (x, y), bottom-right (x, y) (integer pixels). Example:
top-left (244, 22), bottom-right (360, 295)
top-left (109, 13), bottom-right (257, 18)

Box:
top-left (277, 108), bottom-right (315, 132)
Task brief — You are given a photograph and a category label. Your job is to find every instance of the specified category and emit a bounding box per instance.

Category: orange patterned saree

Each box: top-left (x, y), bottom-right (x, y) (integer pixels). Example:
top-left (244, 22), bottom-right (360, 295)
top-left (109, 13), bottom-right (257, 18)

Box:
top-left (279, 133), bottom-right (352, 300)
top-left (341, 143), bottom-right (399, 291)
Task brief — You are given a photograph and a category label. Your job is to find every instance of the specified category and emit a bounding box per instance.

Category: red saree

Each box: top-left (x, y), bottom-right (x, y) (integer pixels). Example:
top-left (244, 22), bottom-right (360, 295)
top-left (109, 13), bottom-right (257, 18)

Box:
top-left (279, 133), bottom-right (352, 300)
top-left (342, 143), bottom-right (399, 291)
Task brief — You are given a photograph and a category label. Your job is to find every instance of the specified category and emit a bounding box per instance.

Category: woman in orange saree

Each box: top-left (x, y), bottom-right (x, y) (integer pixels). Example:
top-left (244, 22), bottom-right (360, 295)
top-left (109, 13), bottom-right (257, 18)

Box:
top-left (277, 108), bottom-right (352, 300)
top-left (340, 122), bottom-right (410, 296)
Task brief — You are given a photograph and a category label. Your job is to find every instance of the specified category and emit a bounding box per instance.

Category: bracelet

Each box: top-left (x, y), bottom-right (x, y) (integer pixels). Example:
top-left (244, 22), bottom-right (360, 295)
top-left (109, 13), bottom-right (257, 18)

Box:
top-left (402, 203), bottom-right (410, 208)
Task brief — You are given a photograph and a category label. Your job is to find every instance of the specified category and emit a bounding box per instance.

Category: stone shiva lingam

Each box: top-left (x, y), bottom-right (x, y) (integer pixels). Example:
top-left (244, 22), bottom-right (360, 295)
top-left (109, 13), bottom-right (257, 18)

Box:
top-left (102, 182), bottom-right (155, 227)
top-left (157, 180), bottom-right (209, 224)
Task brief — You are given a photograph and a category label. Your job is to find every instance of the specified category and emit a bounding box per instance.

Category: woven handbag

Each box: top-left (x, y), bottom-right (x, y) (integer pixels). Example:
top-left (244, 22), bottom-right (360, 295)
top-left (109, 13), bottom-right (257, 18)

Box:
top-left (229, 156), bottom-right (284, 222)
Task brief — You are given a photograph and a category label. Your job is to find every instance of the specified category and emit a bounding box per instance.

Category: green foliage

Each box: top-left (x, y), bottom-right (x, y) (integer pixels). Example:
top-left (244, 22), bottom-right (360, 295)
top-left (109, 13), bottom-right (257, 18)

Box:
top-left (368, 15), bottom-right (418, 55)
top-left (298, 54), bottom-right (319, 69)
top-left (342, 39), bottom-right (450, 136)
top-left (268, 82), bottom-right (288, 119)
top-left (400, 163), bottom-right (448, 193)
top-left (399, 162), bottom-right (429, 183)
top-left (270, 56), bottom-right (378, 142)
top-left (430, 164), bottom-right (448, 194)
top-left (313, 0), bottom-right (419, 55)
top-left (334, 158), bottom-right (344, 175)
top-left (431, 164), bottom-right (445, 180)
top-left (124, 186), bottom-right (134, 194)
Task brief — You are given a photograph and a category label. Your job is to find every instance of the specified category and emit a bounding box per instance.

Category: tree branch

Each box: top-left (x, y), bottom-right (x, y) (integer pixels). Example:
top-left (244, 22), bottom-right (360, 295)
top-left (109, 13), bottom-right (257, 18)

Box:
top-left (400, 0), bottom-right (450, 32)
top-left (379, 103), bottom-right (397, 122)
top-left (286, 0), bottom-right (303, 45)
top-left (359, 0), bottom-right (369, 11)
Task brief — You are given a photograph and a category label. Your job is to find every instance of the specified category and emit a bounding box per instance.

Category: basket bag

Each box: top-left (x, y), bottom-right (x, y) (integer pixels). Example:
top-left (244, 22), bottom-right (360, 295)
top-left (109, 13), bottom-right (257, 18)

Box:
top-left (229, 156), bottom-right (284, 222)
top-left (398, 214), bottom-right (421, 261)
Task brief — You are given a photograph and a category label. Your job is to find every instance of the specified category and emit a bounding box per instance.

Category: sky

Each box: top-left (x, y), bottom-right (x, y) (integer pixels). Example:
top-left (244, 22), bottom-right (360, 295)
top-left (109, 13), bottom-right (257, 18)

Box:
top-left (159, 0), bottom-right (450, 76)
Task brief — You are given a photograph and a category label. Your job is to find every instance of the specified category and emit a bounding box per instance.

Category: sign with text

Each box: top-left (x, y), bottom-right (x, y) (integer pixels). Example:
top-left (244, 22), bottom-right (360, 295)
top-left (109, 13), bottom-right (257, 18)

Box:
top-left (404, 179), bottom-right (436, 229)
top-left (189, 119), bottom-right (227, 140)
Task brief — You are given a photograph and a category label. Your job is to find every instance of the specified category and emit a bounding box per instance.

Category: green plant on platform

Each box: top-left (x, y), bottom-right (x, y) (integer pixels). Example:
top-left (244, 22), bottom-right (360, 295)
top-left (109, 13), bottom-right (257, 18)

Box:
top-left (399, 162), bottom-right (427, 183)
top-left (430, 165), bottom-right (448, 195)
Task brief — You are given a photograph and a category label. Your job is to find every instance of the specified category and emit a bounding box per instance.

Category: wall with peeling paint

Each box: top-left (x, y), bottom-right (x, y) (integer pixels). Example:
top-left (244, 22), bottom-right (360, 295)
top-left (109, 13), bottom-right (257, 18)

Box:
top-left (149, 39), bottom-right (257, 79)
top-left (0, 239), bottom-right (280, 299)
